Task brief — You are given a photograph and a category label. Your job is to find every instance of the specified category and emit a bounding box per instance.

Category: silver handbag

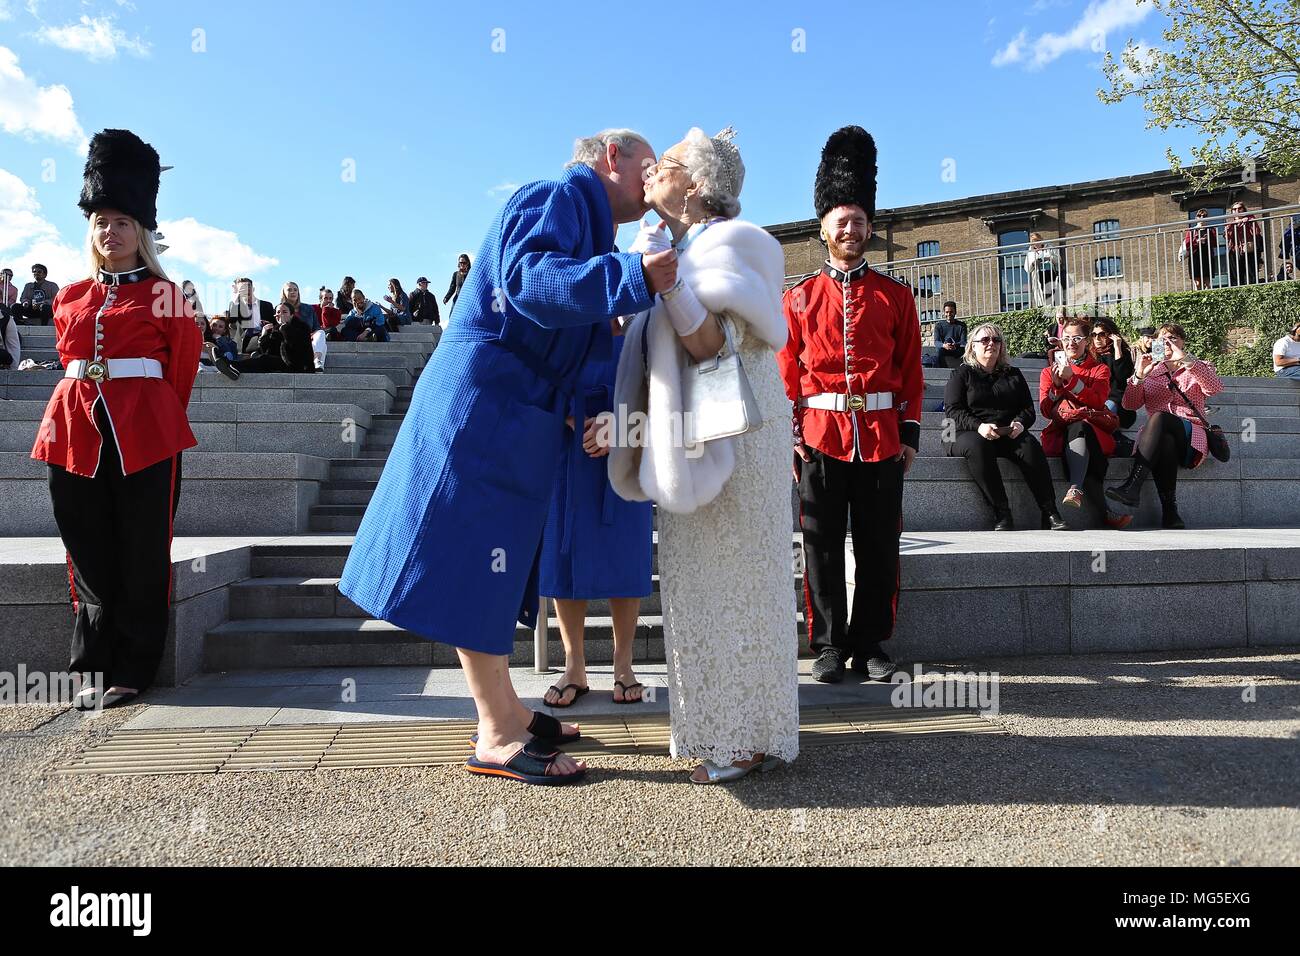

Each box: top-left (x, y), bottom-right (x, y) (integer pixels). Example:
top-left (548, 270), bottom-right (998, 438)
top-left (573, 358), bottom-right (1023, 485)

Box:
top-left (680, 316), bottom-right (763, 444)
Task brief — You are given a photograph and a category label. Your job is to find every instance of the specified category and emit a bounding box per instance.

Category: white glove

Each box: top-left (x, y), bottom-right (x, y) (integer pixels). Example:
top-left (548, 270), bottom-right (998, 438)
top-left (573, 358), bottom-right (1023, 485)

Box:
top-left (628, 215), bottom-right (672, 255)
top-left (661, 276), bottom-right (709, 337)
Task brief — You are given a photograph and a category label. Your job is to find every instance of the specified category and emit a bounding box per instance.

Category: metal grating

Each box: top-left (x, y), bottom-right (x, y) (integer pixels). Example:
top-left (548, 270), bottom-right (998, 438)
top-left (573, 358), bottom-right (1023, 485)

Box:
top-left (55, 706), bottom-right (1001, 777)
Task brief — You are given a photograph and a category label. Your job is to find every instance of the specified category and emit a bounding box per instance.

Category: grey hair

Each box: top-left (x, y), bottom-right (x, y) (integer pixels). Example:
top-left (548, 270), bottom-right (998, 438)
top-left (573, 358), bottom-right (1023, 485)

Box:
top-left (679, 127), bottom-right (744, 219)
top-left (565, 128), bottom-right (650, 170)
top-left (963, 322), bottom-right (1011, 370)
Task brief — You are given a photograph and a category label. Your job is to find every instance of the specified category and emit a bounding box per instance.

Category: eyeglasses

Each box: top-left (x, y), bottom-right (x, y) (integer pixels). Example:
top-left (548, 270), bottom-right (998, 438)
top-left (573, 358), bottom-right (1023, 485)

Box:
top-left (1061, 335), bottom-right (1087, 345)
top-left (652, 156), bottom-right (688, 173)
top-left (973, 336), bottom-right (1002, 345)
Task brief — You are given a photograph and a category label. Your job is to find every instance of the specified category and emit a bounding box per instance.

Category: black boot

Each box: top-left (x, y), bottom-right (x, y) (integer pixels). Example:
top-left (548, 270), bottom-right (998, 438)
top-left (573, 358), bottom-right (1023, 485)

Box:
top-left (992, 506), bottom-right (1014, 531)
top-left (1159, 486), bottom-right (1185, 529)
top-left (1041, 508), bottom-right (1069, 531)
top-left (1106, 457), bottom-right (1150, 509)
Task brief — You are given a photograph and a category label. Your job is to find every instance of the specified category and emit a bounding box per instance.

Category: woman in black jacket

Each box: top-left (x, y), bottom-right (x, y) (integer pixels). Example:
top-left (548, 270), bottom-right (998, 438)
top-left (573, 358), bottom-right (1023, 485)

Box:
top-left (1090, 317), bottom-right (1136, 431)
top-left (943, 322), bottom-right (1067, 531)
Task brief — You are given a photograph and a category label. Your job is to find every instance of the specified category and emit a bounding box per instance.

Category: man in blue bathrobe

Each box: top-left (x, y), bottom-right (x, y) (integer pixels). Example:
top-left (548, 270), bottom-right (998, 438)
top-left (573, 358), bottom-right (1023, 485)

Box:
top-left (339, 129), bottom-right (676, 785)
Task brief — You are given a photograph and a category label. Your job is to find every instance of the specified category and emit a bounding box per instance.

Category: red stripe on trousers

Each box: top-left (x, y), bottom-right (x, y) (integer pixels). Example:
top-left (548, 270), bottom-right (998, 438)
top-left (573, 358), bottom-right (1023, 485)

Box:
top-left (65, 551), bottom-right (78, 615)
top-left (797, 496), bottom-right (815, 649)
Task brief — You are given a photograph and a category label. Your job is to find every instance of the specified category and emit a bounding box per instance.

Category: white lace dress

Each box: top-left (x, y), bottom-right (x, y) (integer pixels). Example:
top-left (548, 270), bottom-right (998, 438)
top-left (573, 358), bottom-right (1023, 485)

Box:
top-left (658, 316), bottom-right (800, 765)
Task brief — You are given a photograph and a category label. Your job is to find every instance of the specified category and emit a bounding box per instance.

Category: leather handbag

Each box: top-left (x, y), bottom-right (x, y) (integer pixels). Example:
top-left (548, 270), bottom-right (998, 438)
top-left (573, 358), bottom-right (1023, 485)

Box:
top-left (680, 316), bottom-right (763, 445)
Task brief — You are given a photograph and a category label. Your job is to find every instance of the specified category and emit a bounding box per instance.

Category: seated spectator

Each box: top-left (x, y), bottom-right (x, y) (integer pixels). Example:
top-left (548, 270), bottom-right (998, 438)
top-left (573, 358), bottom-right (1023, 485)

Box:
top-left (1273, 321), bottom-right (1300, 380)
top-left (409, 276), bottom-right (440, 325)
top-left (1107, 323), bottom-right (1224, 529)
top-left (181, 279), bottom-right (207, 326)
top-left (1038, 316), bottom-right (1128, 528)
top-left (379, 278), bottom-right (411, 329)
top-left (315, 287), bottom-right (342, 369)
top-left (226, 277), bottom-right (275, 352)
top-left (1, 268), bottom-right (19, 323)
top-left (1043, 306), bottom-right (1068, 364)
top-left (1224, 201), bottom-right (1263, 286)
top-left (281, 281), bottom-right (319, 332)
top-left (1277, 259), bottom-right (1295, 283)
top-left (202, 316), bottom-right (241, 381)
top-left (13, 263), bottom-right (59, 326)
top-left (0, 295), bottom-right (19, 369)
top-left (1132, 324), bottom-right (1156, 358)
top-left (931, 300), bottom-right (967, 369)
top-left (942, 322), bottom-right (1067, 532)
top-left (342, 289), bottom-right (390, 343)
top-left (335, 276), bottom-right (356, 315)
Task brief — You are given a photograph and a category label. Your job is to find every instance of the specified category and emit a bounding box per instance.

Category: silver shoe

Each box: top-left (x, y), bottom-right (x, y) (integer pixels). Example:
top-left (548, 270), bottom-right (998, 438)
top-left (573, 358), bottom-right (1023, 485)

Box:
top-left (689, 755), bottom-right (782, 786)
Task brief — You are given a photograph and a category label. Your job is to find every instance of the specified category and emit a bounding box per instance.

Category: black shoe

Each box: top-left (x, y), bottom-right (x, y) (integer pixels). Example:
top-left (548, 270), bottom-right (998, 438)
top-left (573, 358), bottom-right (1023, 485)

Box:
top-left (1106, 459), bottom-right (1150, 509)
top-left (811, 647), bottom-right (847, 684)
top-left (850, 643), bottom-right (897, 681)
top-left (1159, 489), bottom-right (1185, 529)
top-left (992, 508), bottom-right (1014, 532)
top-left (1044, 511), bottom-right (1069, 531)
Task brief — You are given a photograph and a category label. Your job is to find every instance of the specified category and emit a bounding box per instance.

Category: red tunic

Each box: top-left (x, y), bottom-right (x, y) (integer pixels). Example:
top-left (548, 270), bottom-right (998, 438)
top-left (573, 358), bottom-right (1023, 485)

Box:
top-left (777, 261), bottom-right (924, 462)
top-left (31, 276), bottom-right (203, 477)
top-left (1037, 354), bottom-right (1116, 457)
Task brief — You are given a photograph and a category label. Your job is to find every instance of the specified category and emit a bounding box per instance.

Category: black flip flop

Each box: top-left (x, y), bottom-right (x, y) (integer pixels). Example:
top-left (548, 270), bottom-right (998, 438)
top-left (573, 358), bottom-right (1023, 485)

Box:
top-left (613, 680), bottom-right (645, 704)
top-left (465, 739), bottom-right (586, 786)
top-left (467, 710), bottom-right (582, 749)
top-left (544, 683), bottom-right (589, 708)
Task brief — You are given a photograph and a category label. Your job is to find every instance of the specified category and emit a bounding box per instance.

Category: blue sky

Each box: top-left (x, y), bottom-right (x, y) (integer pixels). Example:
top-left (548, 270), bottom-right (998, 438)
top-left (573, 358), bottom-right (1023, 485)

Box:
top-left (1, 0), bottom-right (1195, 308)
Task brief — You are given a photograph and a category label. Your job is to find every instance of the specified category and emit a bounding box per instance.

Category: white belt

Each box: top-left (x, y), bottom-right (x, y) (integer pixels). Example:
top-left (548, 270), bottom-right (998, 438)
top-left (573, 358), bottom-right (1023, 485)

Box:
top-left (64, 358), bottom-right (163, 382)
top-left (799, 391), bottom-right (894, 412)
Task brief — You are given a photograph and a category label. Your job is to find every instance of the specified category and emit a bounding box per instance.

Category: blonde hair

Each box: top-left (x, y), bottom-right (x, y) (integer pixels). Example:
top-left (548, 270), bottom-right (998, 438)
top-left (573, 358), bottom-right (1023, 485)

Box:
top-left (963, 322), bottom-right (1011, 370)
top-left (280, 281), bottom-right (300, 304)
top-left (85, 213), bottom-right (169, 282)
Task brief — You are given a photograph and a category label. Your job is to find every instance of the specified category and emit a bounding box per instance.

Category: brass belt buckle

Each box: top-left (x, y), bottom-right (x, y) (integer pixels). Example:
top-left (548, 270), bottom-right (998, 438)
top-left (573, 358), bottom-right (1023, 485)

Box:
top-left (84, 361), bottom-right (108, 382)
top-left (846, 394), bottom-right (865, 411)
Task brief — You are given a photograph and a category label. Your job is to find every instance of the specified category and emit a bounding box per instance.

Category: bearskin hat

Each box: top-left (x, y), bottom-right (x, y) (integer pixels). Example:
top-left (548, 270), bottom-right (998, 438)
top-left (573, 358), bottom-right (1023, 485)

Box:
top-left (813, 125), bottom-right (877, 222)
top-left (78, 129), bottom-right (162, 231)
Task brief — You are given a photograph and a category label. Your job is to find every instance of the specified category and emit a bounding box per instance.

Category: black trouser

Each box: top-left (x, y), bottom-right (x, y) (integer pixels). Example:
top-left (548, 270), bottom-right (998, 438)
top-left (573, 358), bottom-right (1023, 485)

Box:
top-left (1136, 411), bottom-right (1190, 499)
top-left (231, 354), bottom-right (289, 373)
top-left (12, 302), bottom-right (53, 325)
top-left (797, 449), bottom-right (904, 654)
top-left (1227, 251), bottom-right (1261, 286)
top-left (48, 403), bottom-right (182, 691)
top-left (937, 350), bottom-right (963, 368)
top-left (946, 430), bottom-right (1056, 515)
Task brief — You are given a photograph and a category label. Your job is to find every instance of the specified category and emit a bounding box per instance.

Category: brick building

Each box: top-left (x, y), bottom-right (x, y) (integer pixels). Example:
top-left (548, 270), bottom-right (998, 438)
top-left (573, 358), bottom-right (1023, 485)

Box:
top-left (767, 164), bottom-right (1300, 327)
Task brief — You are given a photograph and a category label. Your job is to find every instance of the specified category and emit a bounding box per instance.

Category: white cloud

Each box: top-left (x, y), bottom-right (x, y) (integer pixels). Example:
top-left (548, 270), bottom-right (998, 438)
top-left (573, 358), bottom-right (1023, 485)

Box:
top-left (993, 0), bottom-right (1153, 69)
top-left (157, 217), bottom-right (278, 280)
top-left (487, 181), bottom-right (520, 200)
top-left (0, 2), bottom-right (13, 22)
top-left (34, 15), bottom-right (149, 62)
top-left (992, 30), bottom-right (1028, 67)
top-left (0, 46), bottom-right (87, 151)
top-left (0, 167), bottom-right (86, 285)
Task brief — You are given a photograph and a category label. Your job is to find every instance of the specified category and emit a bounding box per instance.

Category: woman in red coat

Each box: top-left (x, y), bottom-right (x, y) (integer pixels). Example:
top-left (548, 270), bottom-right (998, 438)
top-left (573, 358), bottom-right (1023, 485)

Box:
top-left (32, 129), bottom-right (202, 710)
top-left (1037, 316), bottom-right (1127, 527)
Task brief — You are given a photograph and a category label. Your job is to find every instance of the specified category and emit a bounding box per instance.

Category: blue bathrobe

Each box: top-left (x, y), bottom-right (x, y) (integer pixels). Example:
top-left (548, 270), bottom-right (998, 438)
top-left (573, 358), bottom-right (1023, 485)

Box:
top-left (338, 164), bottom-right (653, 655)
top-left (539, 331), bottom-right (653, 600)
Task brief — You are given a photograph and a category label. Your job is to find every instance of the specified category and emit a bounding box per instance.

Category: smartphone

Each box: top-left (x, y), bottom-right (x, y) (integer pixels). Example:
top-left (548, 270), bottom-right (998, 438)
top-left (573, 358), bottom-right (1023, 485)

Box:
top-left (1151, 338), bottom-right (1167, 362)
top-left (1055, 351), bottom-right (1069, 372)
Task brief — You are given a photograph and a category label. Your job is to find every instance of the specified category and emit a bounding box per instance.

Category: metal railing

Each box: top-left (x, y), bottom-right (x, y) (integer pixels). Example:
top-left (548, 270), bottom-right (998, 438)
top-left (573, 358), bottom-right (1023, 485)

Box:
top-left (787, 203), bottom-right (1300, 330)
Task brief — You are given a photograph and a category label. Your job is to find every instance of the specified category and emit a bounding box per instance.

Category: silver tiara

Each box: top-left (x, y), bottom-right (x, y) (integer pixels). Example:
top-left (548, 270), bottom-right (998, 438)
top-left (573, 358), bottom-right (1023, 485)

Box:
top-left (709, 126), bottom-right (745, 199)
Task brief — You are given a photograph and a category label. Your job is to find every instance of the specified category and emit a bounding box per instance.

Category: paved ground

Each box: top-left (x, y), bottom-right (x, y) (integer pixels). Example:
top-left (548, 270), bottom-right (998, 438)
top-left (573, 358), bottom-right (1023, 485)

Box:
top-left (2, 647), bottom-right (1297, 866)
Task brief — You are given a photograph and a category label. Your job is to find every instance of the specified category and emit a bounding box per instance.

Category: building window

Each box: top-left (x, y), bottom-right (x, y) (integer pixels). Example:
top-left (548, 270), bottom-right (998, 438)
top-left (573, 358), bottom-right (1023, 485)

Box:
top-left (1095, 256), bottom-right (1124, 278)
top-left (917, 274), bottom-right (941, 298)
top-left (997, 229), bottom-right (1030, 312)
top-left (917, 240), bottom-right (940, 258)
top-left (1093, 219), bottom-right (1120, 239)
top-left (919, 309), bottom-right (941, 324)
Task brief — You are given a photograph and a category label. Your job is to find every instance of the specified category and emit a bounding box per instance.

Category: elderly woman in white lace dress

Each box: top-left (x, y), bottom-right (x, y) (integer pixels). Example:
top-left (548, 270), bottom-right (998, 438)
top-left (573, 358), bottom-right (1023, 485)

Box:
top-left (608, 129), bottom-right (799, 784)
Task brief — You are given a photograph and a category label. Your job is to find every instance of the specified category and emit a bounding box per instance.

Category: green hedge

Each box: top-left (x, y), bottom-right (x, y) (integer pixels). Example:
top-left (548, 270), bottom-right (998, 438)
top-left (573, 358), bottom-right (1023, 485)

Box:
top-left (967, 281), bottom-right (1300, 377)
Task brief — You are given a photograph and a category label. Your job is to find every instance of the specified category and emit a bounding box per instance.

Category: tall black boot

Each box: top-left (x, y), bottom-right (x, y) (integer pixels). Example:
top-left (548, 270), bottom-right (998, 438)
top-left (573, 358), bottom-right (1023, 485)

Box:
top-left (1106, 456), bottom-right (1150, 509)
top-left (992, 505), bottom-right (1014, 531)
top-left (1159, 486), bottom-right (1185, 529)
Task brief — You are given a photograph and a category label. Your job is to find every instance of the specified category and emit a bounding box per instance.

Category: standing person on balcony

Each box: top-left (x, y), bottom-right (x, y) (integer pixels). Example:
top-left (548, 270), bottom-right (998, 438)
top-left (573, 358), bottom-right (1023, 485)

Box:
top-left (1179, 208), bottom-right (1218, 290)
top-left (943, 322), bottom-right (1066, 532)
top-left (338, 128), bottom-right (665, 786)
top-left (931, 300), bottom-right (967, 369)
top-left (1224, 201), bottom-right (1263, 286)
top-left (1024, 233), bottom-right (1063, 307)
top-left (1038, 316), bottom-right (1128, 528)
top-left (778, 125), bottom-right (923, 686)
top-left (34, 129), bottom-right (202, 710)
top-left (1107, 323), bottom-right (1224, 529)
top-left (1272, 321), bottom-right (1300, 380)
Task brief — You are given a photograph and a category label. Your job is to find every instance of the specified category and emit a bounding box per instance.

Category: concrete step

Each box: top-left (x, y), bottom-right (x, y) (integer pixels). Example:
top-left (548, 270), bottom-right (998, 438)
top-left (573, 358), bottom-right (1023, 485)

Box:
top-left (226, 573), bottom-right (804, 620)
